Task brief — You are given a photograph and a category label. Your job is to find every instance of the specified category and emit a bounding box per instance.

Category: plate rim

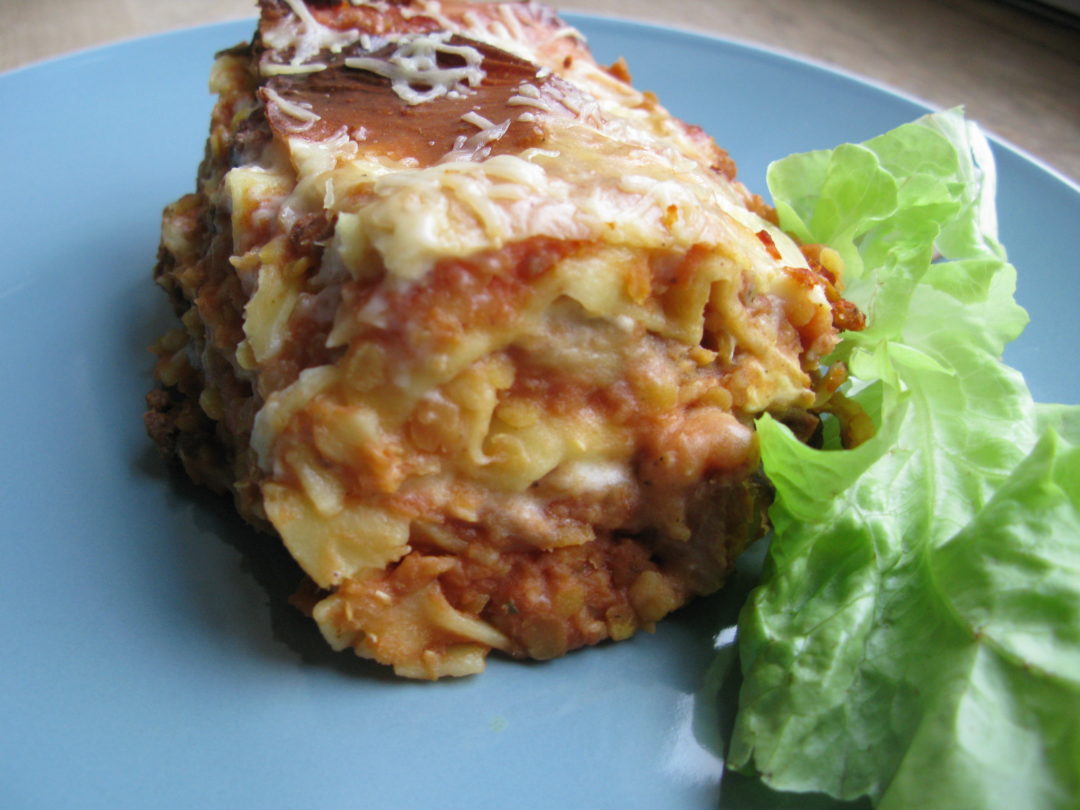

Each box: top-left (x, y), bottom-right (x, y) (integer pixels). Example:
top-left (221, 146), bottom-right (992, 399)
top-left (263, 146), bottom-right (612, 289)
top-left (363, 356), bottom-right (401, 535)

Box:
top-left (1, 12), bottom-right (1075, 807)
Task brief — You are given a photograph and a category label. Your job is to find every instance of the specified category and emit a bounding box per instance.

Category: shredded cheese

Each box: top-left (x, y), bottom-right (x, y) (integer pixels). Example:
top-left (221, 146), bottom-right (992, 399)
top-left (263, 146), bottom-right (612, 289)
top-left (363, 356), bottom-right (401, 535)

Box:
top-left (261, 62), bottom-right (329, 76)
top-left (344, 32), bottom-right (487, 105)
top-left (461, 111), bottom-right (496, 130)
top-left (549, 25), bottom-right (586, 43)
top-left (279, 0), bottom-right (360, 62)
top-left (261, 87), bottom-right (321, 131)
top-left (444, 118), bottom-right (512, 163)
top-left (496, 4), bottom-right (528, 41)
top-left (507, 94), bottom-right (551, 112)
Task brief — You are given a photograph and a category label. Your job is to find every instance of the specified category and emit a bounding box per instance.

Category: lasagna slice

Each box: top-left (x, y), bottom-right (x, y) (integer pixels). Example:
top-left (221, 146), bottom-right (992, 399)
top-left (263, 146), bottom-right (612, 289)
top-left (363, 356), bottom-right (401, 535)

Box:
top-left (145, 0), bottom-right (862, 679)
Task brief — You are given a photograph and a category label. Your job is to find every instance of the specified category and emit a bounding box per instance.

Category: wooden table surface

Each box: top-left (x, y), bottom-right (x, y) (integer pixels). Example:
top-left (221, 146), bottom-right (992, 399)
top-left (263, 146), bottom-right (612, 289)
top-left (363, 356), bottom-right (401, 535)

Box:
top-left (4, 0), bottom-right (1078, 184)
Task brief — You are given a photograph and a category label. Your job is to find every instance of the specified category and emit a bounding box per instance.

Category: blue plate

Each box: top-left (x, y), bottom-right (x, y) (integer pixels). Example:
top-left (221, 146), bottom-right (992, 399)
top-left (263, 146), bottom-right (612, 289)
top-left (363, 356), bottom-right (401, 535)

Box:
top-left (1, 14), bottom-right (1076, 809)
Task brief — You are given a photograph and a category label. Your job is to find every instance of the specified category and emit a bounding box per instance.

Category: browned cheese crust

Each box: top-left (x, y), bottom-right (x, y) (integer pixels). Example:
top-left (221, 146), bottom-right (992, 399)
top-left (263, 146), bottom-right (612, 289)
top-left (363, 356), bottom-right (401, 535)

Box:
top-left (145, 0), bottom-right (862, 679)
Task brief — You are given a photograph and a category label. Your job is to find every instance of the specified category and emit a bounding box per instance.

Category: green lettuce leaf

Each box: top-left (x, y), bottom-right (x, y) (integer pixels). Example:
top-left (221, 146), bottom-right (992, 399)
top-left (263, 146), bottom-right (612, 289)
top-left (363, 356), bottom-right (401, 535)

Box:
top-left (728, 109), bottom-right (1080, 809)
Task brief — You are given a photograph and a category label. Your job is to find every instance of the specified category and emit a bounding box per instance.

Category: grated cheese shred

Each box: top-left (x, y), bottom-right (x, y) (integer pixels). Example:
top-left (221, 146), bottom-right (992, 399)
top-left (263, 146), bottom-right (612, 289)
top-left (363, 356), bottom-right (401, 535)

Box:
top-left (261, 62), bottom-right (329, 76)
top-left (268, 0), bottom-right (361, 67)
top-left (461, 111), bottom-right (496, 130)
top-left (261, 86), bottom-right (321, 131)
top-left (344, 32), bottom-right (487, 105)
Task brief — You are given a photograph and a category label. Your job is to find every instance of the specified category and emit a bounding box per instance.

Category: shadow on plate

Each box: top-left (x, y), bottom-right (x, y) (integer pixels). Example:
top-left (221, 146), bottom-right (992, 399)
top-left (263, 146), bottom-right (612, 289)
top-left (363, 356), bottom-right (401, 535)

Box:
top-left (136, 445), bottom-right (402, 683)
